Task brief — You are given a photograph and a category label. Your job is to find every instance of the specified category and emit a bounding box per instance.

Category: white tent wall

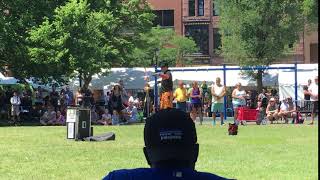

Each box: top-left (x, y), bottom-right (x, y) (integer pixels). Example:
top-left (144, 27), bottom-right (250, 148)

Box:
top-left (278, 64), bottom-right (318, 101)
top-left (67, 64), bottom-right (317, 98)
top-left (0, 72), bottom-right (18, 85)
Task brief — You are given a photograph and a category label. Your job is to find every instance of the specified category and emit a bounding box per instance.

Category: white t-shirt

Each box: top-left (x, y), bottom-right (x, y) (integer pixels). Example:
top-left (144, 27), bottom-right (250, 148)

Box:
top-left (211, 84), bottom-right (225, 103)
top-left (308, 83), bottom-right (318, 101)
top-left (102, 113), bottom-right (112, 120)
top-left (280, 102), bottom-right (295, 111)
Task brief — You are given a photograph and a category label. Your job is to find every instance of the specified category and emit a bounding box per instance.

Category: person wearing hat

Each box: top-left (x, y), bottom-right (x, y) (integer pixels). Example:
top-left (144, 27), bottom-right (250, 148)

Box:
top-left (103, 108), bottom-right (230, 180)
top-left (159, 62), bottom-right (173, 110)
top-left (266, 97), bottom-right (279, 124)
top-left (278, 97), bottom-right (296, 124)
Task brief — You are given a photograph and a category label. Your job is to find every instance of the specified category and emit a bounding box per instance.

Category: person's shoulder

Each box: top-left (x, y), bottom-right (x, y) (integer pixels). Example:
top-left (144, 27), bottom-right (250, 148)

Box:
top-left (102, 168), bottom-right (151, 180)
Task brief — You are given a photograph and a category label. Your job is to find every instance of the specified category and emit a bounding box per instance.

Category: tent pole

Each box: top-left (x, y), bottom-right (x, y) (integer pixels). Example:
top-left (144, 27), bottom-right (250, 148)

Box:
top-left (154, 64), bottom-right (158, 113)
top-left (294, 63), bottom-right (298, 103)
top-left (223, 64), bottom-right (227, 120)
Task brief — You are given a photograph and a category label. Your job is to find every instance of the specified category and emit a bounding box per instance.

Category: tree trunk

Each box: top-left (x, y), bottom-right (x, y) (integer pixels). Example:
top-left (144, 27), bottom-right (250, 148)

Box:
top-left (256, 70), bottom-right (263, 93)
top-left (83, 74), bottom-right (92, 91)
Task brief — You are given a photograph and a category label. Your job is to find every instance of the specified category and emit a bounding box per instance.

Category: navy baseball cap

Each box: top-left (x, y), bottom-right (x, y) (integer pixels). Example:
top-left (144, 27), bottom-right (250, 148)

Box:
top-left (144, 108), bottom-right (198, 164)
top-left (159, 62), bottom-right (169, 67)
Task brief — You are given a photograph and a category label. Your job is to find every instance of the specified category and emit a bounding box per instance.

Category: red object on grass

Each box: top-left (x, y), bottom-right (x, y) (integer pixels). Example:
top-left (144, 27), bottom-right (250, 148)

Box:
top-left (237, 107), bottom-right (258, 121)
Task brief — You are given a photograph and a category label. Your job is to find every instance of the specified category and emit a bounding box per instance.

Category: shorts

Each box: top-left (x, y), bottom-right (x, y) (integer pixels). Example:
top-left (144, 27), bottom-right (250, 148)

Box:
top-left (233, 104), bottom-right (245, 109)
top-left (191, 103), bottom-right (202, 110)
top-left (176, 101), bottom-right (187, 112)
top-left (312, 101), bottom-right (318, 113)
top-left (160, 91), bottom-right (173, 110)
top-left (211, 103), bottom-right (224, 113)
top-left (11, 105), bottom-right (20, 116)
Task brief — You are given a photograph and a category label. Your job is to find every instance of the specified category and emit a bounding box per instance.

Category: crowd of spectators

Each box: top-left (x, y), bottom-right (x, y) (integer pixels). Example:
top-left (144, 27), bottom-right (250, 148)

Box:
top-left (0, 75), bottom-right (317, 126)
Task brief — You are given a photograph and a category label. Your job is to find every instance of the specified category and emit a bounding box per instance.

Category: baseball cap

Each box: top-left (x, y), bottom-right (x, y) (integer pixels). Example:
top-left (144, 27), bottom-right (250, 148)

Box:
top-left (144, 108), bottom-right (198, 164)
top-left (159, 62), bottom-right (169, 67)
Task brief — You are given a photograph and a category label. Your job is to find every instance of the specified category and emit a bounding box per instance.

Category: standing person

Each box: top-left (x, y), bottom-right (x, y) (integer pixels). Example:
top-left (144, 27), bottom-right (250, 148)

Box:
top-left (10, 91), bottom-right (21, 125)
top-left (110, 85), bottom-right (125, 121)
top-left (35, 86), bottom-right (44, 106)
top-left (65, 86), bottom-right (74, 106)
top-left (50, 86), bottom-right (59, 112)
top-left (143, 83), bottom-right (154, 118)
top-left (173, 80), bottom-right (188, 112)
top-left (231, 83), bottom-right (247, 124)
top-left (308, 76), bottom-right (318, 125)
top-left (0, 92), bottom-right (7, 120)
top-left (211, 77), bottom-right (226, 126)
top-left (103, 109), bottom-right (230, 180)
top-left (303, 82), bottom-right (311, 120)
top-left (257, 88), bottom-right (269, 124)
top-left (75, 88), bottom-right (83, 106)
top-left (159, 62), bottom-right (173, 110)
top-left (189, 81), bottom-right (203, 124)
top-left (119, 79), bottom-right (129, 107)
top-left (200, 81), bottom-right (208, 116)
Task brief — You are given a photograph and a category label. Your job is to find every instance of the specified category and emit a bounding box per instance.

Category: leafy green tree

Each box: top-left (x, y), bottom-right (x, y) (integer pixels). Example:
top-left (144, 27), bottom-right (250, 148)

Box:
top-left (0, 0), bottom-right (66, 78)
top-left (28, 0), bottom-right (154, 89)
top-left (217, 0), bottom-right (318, 92)
top-left (126, 27), bottom-right (198, 67)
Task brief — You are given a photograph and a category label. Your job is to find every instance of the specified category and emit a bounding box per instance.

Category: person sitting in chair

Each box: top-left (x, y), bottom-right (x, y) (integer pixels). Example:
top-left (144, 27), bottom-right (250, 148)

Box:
top-left (103, 108), bottom-right (231, 180)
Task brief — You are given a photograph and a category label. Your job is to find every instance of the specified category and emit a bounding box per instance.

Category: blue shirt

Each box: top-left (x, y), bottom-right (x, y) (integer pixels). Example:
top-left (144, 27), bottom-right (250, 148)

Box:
top-left (102, 168), bottom-right (230, 180)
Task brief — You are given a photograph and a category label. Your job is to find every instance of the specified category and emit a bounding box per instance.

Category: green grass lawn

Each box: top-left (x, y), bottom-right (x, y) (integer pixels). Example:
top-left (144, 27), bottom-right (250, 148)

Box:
top-left (0, 123), bottom-right (318, 180)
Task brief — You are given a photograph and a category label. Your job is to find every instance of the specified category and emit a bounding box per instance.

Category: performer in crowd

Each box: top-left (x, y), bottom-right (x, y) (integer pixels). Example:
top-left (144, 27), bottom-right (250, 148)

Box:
top-left (158, 62), bottom-right (173, 110)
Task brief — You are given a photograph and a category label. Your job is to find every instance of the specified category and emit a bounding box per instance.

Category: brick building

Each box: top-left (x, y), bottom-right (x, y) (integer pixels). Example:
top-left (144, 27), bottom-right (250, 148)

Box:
top-left (147, 0), bottom-right (318, 65)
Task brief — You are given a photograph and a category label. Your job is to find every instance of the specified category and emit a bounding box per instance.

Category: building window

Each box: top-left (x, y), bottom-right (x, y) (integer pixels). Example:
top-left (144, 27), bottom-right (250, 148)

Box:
top-left (213, 1), bottom-right (219, 16)
top-left (189, 0), bottom-right (195, 16)
top-left (213, 28), bottom-right (221, 50)
top-left (198, 0), bottom-right (204, 16)
top-left (185, 25), bottom-right (209, 55)
top-left (153, 10), bottom-right (174, 27)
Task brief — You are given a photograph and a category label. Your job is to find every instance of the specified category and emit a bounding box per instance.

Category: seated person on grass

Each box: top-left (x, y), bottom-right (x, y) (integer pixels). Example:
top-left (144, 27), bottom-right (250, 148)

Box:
top-left (103, 108), bottom-right (231, 180)
top-left (91, 109), bottom-right (99, 125)
top-left (278, 97), bottom-right (296, 124)
top-left (266, 98), bottom-right (279, 124)
top-left (112, 110), bottom-right (120, 125)
top-left (97, 109), bottom-right (112, 125)
top-left (123, 101), bottom-right (138, 123)
top-left (55, 111), bottom-right (66, 125)
top-left (40, 106), bottom-right (57, 125)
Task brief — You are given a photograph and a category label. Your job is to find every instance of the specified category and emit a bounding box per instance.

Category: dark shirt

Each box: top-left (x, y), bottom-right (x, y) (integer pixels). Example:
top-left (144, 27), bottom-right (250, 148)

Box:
top-left (103, 168), bottom-right (230, 180)
top-left (0, 94), bottom-right (6, 109)
top-left (303, 85), bottom-right (310, 100)
top-left (50, 91), bottom-right (59, 106)
top-left (161, 70), bottom-right (173, 93)
top-left (110, 94), bottom-right (123, 112)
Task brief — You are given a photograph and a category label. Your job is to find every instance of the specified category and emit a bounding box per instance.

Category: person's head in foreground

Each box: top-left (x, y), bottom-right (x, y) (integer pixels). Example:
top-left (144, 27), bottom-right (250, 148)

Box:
top-left (103, 108), bottom-right (231, 180)
top-left (160, 62), bottom-right (169, 72)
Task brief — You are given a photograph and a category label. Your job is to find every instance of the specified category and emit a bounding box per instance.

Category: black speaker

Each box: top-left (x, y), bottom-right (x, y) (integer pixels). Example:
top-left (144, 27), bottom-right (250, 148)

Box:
top-left (75, 108), bottom-right (91, 140)
top-left (66, 107), bottom-right (92, 140)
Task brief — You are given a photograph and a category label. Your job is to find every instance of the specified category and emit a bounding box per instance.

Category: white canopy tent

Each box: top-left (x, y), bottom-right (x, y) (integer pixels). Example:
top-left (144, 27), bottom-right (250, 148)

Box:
top-left (69, 68), bottom-right (155, 92)
top-left (169, 66), bottom-right (279, 87)
top-left (278, 64), bottom-right (318, 101)
top-left (0, 72), bottom-right (18, 85)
